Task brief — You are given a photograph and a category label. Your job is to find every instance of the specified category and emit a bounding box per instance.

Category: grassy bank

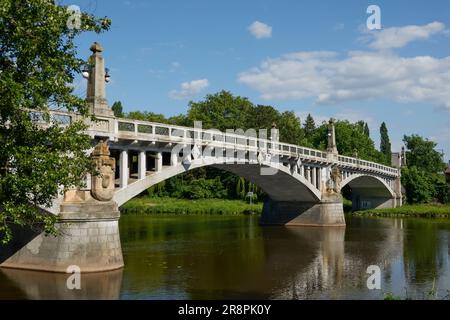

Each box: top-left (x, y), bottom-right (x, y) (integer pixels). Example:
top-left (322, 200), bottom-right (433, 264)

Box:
top-left (352, 204), bottom-right (450, 218)
top-left (120, 197), bottom-right (263, 215)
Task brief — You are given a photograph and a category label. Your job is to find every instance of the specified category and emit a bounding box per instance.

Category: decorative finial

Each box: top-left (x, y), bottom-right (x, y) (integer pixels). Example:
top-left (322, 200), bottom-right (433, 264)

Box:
top-left (90, 42), bottom-right (104, 53)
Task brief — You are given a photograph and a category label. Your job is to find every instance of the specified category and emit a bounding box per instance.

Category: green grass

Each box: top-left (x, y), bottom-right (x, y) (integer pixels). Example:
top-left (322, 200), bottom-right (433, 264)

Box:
top-left (352, 204), bottom-right (450, 218)
top-left (120, 197), bottom-right (263, 215)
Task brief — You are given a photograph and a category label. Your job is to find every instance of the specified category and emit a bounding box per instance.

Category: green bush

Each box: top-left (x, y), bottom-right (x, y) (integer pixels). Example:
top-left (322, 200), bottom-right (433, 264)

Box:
top-left (401, 167), bottom-right (434, 204)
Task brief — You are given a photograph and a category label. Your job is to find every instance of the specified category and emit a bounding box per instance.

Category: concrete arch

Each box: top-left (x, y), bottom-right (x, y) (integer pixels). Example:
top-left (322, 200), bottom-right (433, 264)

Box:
top-left (341, 173), bottom-right (396, 210)
top-left (341, 173), bottom-right (395, 198)
top-left (114, 158), bottom-right (322, 207)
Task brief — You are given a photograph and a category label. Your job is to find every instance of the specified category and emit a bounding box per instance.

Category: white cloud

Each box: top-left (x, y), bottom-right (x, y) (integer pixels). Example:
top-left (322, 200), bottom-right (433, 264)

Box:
top-left (238, 50), bottom-right (450, 112)
top-left (169, 79), bottom-right (209, 100)
top-left (170, 62), bottom-right (181, 72)
top-left (334, 23), bottom-right (345, 31)
top-left (248, 21), bottom-right (272, 39)
top-left (366, 21), bottom-right (445, 50)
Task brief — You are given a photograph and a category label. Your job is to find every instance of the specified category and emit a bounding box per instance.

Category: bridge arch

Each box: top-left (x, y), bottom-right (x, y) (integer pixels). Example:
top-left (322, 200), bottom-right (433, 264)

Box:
top-left (114, 158), bottom-right (322, 207)
top-left (341, 173), bottom-right (396, 210)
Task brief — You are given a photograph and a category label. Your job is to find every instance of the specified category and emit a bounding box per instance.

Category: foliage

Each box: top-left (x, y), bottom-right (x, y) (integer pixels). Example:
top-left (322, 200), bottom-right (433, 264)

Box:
top-left (111, 101), bottom-right (123, 117)
top-left (121, 198), bottom-right (263, 215)
top-left (0, 0), bottom-right (110, 243)
top-left (303, 113), bottom-right (316, 142)
top-left (401, 166), bottom-right (434, 204)
top-left (352, 204), bottom-right (450, 218)
top-left (187, 90), bottom-right (253, 131)
top-left (125, 110), bottom-right (188, 125)
top-left (400, 134), bottom-right (447, 205)
top-left (403, 135), bottom-right (445, 173)
top-left (180, 177), bottom-right (227, 200)
top-left (435, 181), bottom-right (450, 204)
top-left (187, 91), bottom-right (306, 144)
top-left (380, 122), bottom-right (392, 165)
top-left (356, 120), bottom-right (370, 138)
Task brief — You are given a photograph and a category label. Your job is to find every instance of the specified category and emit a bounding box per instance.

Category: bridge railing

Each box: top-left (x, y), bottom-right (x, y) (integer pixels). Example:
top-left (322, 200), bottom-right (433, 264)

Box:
top-left (113, 117), bottom-right (329, 163)
top-left (337, 155), bottom-right (399, 177)
top-left (31, 110), bottom-right (399, 177)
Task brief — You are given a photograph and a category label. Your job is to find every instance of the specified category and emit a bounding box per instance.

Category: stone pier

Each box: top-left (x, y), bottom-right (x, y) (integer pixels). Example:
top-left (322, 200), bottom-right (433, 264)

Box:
top-left (260, 195), bottom-right (346, 227)
top-left (0, 141), bottom-right (124, 273)
top-left (0, 197), bottom-right (123, 273)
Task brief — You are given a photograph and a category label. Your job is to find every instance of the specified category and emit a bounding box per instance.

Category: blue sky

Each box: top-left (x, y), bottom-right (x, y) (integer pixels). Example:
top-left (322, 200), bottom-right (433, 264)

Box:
top-left (63, 0), bottom-right (450, 162)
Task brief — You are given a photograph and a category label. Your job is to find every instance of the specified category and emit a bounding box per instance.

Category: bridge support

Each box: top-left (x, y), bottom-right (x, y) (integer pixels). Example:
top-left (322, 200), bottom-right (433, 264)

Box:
top-left (0, 193), bottom-right (124, 273)
top-left (260, 195), bottom-right (346, 227)
top-left (350, 187), bottom-right (399, 210)
top-left (0, 141), bottom-right (124, 273)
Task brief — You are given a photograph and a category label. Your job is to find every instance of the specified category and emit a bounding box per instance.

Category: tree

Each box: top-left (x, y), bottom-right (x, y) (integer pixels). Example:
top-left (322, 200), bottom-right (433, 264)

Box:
top-left (278, 111), bottom-right (305, 145)
top-left (303, 114), bottom-right (316, 140)
top-left (0, 0), bottom-right (110, 243)
top-left (187, 90), bottom-right (253, 131)
top-left (356, 121), bottom-right (370, 137)
top-left (380, 122), bottom-right (392, 165)
top-left (401, 166), bottom-right (434, 204)
top-left (403, 135), bottom-right (444, 173)
top-left (364, 123), bottom-right (370, 137)
top-left (111, 101), bottom-right (123, 117)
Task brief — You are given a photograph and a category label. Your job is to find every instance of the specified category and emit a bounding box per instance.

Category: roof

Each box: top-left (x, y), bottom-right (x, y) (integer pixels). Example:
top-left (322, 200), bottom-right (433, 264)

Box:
top-left (446, 167), bottom-right (450, 174)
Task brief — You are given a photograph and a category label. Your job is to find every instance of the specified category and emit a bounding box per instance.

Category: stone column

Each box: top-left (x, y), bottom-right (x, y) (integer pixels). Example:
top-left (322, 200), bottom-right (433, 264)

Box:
top-left (155, 152), bottom-right (163, 172)
top-left (311, 167), bottom-right (317, 189)
top-left (120, 150), bottom-right (128, 188)
top-left (299, 164), bottom-right (304, 177)
top-left (170, 150), bottom-right (178, 166)
top-left (305, 166), bottom-right (311, 182)
top-left (318, 167), bottom-right (323, 191)
top-left (138, 151), bottom-right (146, 180)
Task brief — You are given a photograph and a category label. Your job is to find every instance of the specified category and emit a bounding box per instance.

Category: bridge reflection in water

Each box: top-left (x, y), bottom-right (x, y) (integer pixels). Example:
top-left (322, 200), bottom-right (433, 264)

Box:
top-left (1, 215), bottom-right (449, 300)
top-left (0, 268), bottom-right (123, 300)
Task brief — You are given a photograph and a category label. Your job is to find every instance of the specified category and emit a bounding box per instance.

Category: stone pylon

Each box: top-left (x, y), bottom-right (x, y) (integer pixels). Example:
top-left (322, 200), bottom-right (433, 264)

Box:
top-left (86, 42), bottom-right (114, 117)
top-left (0, 141), bottom-right (124, 273)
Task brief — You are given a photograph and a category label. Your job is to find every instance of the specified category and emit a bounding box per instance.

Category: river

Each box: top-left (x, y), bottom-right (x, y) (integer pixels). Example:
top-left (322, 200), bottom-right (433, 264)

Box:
top-left (1, 214), bottom-right (449, 300)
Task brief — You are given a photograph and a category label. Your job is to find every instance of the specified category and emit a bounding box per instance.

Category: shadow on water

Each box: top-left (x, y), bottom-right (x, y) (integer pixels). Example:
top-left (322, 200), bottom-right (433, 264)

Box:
top-left (0, 268), bottom-right (123, 300)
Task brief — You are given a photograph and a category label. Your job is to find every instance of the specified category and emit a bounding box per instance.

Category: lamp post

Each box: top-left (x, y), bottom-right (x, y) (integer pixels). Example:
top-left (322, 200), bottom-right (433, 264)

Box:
top-left (84, 42), bottom-right (114, 117)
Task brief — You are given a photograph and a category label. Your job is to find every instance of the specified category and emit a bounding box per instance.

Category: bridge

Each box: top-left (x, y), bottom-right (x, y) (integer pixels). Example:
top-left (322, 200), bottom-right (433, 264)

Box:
top-left (0, 43), bottom-right (402, 273)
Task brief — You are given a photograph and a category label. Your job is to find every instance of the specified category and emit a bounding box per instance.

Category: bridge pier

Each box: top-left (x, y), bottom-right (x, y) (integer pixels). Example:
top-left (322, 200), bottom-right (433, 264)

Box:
top-left (260, 195), bottom-right (346, 227)
top-left (0, 192), bottom-right (124, 273)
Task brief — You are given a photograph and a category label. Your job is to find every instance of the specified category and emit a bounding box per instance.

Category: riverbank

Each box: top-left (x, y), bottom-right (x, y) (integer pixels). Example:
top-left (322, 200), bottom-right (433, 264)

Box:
top-left (120, 197), bottom-right (263, 215)
top-left (352, 204), bottom-right (450, 218)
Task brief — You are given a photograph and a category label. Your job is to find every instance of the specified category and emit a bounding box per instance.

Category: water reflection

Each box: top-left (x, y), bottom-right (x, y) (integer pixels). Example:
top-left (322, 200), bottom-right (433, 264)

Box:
top-left (0, 215), bottom-right (449, 299)
top-left (0, 268), bottom-right (123, 300)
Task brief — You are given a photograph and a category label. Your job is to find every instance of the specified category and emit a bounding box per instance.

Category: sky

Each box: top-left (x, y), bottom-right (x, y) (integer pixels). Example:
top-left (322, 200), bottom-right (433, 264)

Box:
top-left (61, 0), bottom-right (450, 162)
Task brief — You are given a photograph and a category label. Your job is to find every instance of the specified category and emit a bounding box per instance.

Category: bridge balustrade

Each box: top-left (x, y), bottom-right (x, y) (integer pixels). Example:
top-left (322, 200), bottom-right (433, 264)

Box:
top-left (30, 110), bottom-right (400, 178)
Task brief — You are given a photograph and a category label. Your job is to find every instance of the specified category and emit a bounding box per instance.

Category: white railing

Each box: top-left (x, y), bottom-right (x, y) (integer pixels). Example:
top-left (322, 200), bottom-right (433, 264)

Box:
top-left (31, 110), bottom-right (400, 177)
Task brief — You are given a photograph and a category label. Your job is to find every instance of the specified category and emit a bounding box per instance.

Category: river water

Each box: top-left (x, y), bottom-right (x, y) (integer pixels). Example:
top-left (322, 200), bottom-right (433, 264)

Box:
top-left (1, 214), bottom-right (450, 300)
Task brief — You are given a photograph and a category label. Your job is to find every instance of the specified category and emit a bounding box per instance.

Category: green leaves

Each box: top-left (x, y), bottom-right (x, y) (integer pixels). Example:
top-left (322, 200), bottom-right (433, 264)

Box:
top-left (403, 134), bottom-right (445, 174)
top-left (380, 122), bottom-right (392, 165)
top-left (401, 166), bottom-right (435, 204)
top-left (401, 134), bottom-right (447, 205)
top-left (0, 0), bottom-right (109, 244)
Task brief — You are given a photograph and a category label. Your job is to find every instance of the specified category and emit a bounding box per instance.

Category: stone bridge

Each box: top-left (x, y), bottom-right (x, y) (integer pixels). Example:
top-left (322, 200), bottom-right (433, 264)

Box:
top-left (0, 43), bottom-right (402, 273)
